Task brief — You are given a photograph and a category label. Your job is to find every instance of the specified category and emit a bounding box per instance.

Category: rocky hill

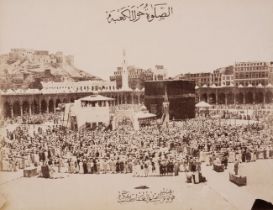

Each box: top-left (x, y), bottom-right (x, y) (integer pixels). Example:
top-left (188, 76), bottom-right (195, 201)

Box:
top-left (0, 49), bottom-right (101, 89)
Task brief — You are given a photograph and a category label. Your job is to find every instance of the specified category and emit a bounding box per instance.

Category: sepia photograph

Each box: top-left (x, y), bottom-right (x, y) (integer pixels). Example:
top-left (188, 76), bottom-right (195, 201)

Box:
top-left (0, 0), bottom-right (273, 210)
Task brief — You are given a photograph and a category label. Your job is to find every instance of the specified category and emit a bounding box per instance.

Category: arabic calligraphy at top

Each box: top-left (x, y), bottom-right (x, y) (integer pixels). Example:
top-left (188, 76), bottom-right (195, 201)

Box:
top-left (106, 3), bottom-right (173, 23)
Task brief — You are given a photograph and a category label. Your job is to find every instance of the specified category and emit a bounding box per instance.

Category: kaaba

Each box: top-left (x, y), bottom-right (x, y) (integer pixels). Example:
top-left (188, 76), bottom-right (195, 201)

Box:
top-left (144, 80), bottom-right (195, 120)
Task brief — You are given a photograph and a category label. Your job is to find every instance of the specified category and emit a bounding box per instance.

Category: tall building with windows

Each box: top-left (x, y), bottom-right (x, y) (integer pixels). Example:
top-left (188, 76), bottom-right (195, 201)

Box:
top-left (234, 61), bottom-right (272, 86)
top-left (176, 62), bottom-right (273, 88)
top-left (153, 65), bottom-right (167, 81)
top-left (176, 72), bottom-right (212, 87)
top-left (220, 65), bottom-right (234, 86)
top-left (110, 51), bottom-right (167, 90)
top-left (110, 65), bottom-right (167, 90)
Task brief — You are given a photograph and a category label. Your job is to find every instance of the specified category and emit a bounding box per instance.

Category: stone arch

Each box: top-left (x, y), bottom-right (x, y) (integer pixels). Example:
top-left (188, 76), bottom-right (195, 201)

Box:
top-left (13, 101), bottom-right (21, 117)
top-left (119, 95), bottom-right (123, 104)
top-left (56, 98), bottom-right (61, 108)
top-left (112, 96), bottom-right (116, 105)
top-left (265, 91), bottom-right (272, 103)
top-left (22, 101), bottom-right (30, 115)
top-left (236, 92), bottom-right (243, 104)
top-left (218, 93), bottom-right (225, 104)
top-left (4, 102), bottom-right (11, 118)
top-left (134, 95), bottom-right (138, 104)
top-left (41, 99), bottom-right (47, 113)
top-left (226, 92), bottom-right (234, 104)
top-left (126, 94), bottom-right (131, 104)
top-left (201, 93), bottom-right (207, 102)
top-left (246, 92), bottom-right (253, 104)
top-left (31, 100), bottom-right (39, 114)
top-left (140, 94), bottom-right (145, 104)
top-left (208, 93), bottom-right (216, 104)
top-left (256, 92), bottom-right (263, 104)
top-left (48, 99), bottom-right (54, 113)
top-left (195, 95), bottom-right (199, 103)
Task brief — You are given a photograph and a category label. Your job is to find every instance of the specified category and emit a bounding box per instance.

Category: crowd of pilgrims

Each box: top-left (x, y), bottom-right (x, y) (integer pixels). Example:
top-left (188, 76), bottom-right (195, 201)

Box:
top-left (3, 113), bottom-right (60, 125)
top-left (204, 104), bottom-right (273, 121)
top-left (0, 116), bottom-right (273, 178)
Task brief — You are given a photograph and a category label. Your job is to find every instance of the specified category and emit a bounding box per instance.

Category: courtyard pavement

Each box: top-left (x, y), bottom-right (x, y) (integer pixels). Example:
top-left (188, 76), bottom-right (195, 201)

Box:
top-left (0, 159), bottom-right (272, 210)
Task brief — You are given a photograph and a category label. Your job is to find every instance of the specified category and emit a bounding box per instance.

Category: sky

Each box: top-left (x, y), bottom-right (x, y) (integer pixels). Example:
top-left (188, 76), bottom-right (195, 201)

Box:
top-left (0, 0), bottom-right (273, 80)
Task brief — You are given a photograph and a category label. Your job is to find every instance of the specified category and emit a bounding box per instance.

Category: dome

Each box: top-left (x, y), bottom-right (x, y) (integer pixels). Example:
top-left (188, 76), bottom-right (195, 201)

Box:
top-left (15, 89), bottom-right (25, 94)
top-left (257, 83), bottom-right (263, 88)
top-left (267, 83), bottom-right (272, 87)
top-left (195, 85), bottom-right (199, 89)
top-left (140, 104), bottom-right (148, 112)
top-left (247, 83), bottom-right (253, 87)
top-left (238, 84), bottom-right (243, 88)
top-left (211, 84), bottom-right (216, 88)
top-left (33, 89), bottom-right (41, 93)
top-left (202, 84), bottom-right (208, 88)
top-left (25, 89), bottom-right (40, 94)
top-left (6, 89), bottom-right (14, 94)
top-left (25, 89), bottom-right (31, 93)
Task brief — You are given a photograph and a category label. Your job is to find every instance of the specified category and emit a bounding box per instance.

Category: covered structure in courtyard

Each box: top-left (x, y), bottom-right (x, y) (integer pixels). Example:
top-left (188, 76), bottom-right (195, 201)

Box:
top-left (111, 104), bottom-right (156, 130)
top-left (64, 95), bottom-right (114, 130)
top-left (195, 101), bottom-right (211, 116)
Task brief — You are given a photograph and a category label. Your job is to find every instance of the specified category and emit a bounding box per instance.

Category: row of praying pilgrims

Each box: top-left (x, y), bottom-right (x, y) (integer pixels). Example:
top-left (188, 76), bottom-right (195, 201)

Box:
top-left (1, 112), bottom-right (273, 180)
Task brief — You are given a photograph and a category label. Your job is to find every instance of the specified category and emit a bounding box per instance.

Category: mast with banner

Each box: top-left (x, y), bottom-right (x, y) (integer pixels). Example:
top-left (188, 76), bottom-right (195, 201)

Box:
top-left (162, 85), bottom-right (170, 128)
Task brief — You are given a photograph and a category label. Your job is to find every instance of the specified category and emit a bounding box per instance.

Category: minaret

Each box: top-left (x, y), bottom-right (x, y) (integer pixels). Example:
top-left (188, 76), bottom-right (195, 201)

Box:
top-left (121, 49), bottom-right (129, 90)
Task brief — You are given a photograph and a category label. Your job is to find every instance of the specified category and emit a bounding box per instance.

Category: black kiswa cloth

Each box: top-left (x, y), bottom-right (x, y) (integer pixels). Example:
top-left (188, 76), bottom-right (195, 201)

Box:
top-left (251, 199), bottom-right (273, 210)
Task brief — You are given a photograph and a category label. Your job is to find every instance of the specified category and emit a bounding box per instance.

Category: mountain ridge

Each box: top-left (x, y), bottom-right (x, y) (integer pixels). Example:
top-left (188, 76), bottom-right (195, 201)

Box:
top-left (0, 49), bottom-right (101, 89)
